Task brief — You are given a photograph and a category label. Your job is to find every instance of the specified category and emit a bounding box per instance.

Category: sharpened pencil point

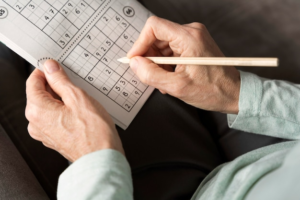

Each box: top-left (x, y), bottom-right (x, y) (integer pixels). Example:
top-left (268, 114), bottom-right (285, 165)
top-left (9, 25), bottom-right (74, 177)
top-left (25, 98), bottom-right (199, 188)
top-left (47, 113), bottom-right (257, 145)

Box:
top-left (117, 57), bottom-right (130, 64)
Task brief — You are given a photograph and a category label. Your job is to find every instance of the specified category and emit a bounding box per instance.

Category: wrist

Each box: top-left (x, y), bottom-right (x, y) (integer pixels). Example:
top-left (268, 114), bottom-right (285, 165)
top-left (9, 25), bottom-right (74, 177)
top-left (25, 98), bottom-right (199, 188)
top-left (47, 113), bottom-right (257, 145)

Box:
top-left (70, 128), bottom-right (125, 162)
top-left (215, 67), bottom-right (240, 114)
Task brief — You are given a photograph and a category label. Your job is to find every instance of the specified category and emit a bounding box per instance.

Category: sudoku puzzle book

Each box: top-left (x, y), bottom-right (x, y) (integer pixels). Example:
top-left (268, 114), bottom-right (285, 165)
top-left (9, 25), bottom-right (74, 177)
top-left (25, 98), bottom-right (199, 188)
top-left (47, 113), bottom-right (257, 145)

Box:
top-left (0, 0), bottom-right (154, 129)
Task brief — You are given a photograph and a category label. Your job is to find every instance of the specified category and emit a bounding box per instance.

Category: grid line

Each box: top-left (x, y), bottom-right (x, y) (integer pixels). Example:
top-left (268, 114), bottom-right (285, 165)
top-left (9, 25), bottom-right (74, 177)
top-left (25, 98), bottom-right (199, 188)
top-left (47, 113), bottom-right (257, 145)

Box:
top-left (63, 7), bottom-right (148, 112)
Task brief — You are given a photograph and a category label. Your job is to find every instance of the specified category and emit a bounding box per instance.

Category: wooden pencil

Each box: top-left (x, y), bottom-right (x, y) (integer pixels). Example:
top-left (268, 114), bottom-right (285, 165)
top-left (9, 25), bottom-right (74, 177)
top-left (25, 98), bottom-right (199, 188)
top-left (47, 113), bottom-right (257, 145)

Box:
top-left (118, 57), bottom-right (279, 67)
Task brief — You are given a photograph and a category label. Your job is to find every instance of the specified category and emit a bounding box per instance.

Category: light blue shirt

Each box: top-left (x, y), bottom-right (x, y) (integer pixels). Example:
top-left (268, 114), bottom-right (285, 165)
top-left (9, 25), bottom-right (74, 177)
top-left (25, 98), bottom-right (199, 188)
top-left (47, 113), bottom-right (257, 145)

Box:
top-left (57, 71), bottom-right (300, 200)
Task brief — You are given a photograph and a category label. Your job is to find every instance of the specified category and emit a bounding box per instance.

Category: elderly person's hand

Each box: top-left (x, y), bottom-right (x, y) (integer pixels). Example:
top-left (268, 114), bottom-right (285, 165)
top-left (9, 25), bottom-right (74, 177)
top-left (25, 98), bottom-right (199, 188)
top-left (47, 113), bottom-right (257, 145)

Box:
top-left (128, 17), bottom-right (241, 114)
top-left (26, 60), bottom-right (124, 162)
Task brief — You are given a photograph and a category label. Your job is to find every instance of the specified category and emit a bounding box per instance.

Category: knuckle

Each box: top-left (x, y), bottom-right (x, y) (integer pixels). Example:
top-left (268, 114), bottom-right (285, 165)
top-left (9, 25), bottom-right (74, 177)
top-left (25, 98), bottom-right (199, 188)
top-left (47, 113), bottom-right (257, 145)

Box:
top-left (25, 78), bottom-right (31, 88)
top-left (43, 142), bottom-right (50, 148)
top-left (27, 124), bottom-right (33, 134)
top-left (27, 124), bottom-right (38, 140)
top-left (25, 105), bottom-right (37, 121)
top-left (26, 72), bottom-right (37, 88)
top-left (186, 23), bottom-right (207, 40)
top-left (189, 28), bottom-right (203, 40)
top-left (147, 16), bottom-right (159, 25)
top-left (192, 22), bottom-right (206, 30)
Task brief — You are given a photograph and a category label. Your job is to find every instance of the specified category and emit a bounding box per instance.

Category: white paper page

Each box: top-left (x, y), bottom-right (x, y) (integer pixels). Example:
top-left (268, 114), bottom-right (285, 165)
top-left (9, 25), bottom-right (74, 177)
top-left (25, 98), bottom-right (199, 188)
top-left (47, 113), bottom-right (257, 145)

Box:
top-left (0, 0), bottom-right (154, 129)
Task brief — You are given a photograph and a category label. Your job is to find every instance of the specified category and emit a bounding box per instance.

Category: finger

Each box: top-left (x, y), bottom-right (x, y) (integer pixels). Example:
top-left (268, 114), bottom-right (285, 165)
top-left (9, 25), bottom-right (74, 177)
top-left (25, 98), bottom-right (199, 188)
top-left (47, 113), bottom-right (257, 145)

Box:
top-left (128, 16), bottom-right (187, 57)
top-left (130, 56), bottom-right (177, 91)
top-left (46, 83), bottom-right (61, 100)
top-left (154, 40), bottom-right (170, 50)
top-left (143, 48), bottom-right (174, 72)
top-left (160, 47), bottom-right (174, 57)
top-left (26, 69), bottom-right (47, 99)
top-left (26, 69), bottom-right (61, 108)
top-left (183, 22), bottom-right (206, 31)
top-left (144, 44), bottom-right (173, 60)
top-left (28, 123), bottom-right (43, 141)
top-left (151, 43), bottom-right (174, 57)
top-left (143, 46), bottom-right (161, 57)
top-left (42, 141), bottom-right (56, 150)
top-left (43, 60), bottom-right (77, 104)
top-left (28, 123), bottom-right (54, 149)
top-left (43, 142), bottom-right (52, 148)
top-left (159, 89), bottom-right (167, 94)
top-left (161, 64), bottom-right (175, 72)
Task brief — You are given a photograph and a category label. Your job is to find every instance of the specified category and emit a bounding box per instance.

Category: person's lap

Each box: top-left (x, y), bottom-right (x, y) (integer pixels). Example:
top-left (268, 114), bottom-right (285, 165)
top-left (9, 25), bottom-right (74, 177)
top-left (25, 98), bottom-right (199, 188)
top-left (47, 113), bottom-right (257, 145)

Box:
top-left (117, 92), bottom-right (224, 199)
top-left (0, 41), bottom-right (224, 199)
top-left (114, 0), bottom-right (300, 196)
top-left (0, 46), bottom-right (227, 200)
top-left (0, 43), bottom-right (68, 199)
top-left (0, 123), bottom-right (49, 199)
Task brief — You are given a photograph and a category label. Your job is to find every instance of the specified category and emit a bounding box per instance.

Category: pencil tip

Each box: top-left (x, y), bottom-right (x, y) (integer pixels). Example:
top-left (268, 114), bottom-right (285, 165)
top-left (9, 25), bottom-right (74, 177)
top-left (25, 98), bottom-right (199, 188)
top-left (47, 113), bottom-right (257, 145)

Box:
top-left (117, 57), bottom-right (130, 63)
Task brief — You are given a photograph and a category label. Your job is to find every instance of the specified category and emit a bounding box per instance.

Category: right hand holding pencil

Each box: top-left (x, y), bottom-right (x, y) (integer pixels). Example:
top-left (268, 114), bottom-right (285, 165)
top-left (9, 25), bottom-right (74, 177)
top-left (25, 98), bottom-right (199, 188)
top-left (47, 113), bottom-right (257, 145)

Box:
top-left (127, 16), bottom-right (241, 114)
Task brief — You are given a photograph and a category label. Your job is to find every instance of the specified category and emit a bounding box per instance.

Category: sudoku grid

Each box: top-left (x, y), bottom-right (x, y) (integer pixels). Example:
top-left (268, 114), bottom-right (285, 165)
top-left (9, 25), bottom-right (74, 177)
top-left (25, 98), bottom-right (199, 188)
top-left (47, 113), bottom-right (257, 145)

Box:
top-left (62, 7), bottom-right (148, 112)
top-left (3, 0), bottom-right (105, 48)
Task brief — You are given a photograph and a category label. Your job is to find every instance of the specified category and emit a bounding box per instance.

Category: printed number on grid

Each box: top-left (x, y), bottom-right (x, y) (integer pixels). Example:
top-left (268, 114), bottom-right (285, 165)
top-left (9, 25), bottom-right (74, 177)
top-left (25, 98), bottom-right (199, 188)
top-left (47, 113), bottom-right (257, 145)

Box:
top-left (3, 0), bottom-right (105, 48)
top-left (63, 7), bottom-right (148, 112)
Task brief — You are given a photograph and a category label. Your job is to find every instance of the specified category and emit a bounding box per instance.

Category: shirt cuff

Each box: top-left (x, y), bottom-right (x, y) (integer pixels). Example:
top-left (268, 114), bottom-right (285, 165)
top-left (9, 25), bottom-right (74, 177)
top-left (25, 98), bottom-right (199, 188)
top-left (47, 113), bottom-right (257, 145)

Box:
top-left (227, 70), bottom-right (263, 128)
top-left (57, 149), bottom-right (133, 200)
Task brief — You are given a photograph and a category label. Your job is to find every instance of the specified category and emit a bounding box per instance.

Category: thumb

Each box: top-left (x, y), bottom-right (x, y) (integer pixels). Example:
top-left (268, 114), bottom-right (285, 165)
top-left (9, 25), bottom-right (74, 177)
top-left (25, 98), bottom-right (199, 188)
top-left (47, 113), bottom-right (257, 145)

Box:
top-left (130, 56), bottom-right (176, 92)
top-left (43, 60), bottom-right (75, 102)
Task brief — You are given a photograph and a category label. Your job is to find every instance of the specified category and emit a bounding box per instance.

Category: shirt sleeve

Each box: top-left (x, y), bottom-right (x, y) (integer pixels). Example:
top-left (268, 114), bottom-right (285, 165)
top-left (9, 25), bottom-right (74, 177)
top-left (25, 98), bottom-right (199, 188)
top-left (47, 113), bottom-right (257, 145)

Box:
top-left (228, 71), bottom-right (300, 140)
top-left (57, 149), bottom-right (133, 200)
top-left (244, 142), bottom-right (300, 200)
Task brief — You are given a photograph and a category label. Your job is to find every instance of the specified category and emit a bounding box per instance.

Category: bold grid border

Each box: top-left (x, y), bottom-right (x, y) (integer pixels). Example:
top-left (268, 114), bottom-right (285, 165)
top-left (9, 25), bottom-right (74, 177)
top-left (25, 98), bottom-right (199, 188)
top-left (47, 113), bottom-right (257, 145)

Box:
top-left (2, 0), bottom-right (104, 49)
top-left (62, 7), bottom-right (149, 112)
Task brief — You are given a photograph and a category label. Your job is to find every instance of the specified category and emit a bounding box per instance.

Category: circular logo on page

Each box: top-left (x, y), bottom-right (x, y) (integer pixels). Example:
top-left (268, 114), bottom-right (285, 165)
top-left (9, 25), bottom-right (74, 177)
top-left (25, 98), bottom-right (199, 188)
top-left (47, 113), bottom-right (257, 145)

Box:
top-left (0, 7), bottom-right (8, 19)
top-left (123, 6), bottom-right (135, 17)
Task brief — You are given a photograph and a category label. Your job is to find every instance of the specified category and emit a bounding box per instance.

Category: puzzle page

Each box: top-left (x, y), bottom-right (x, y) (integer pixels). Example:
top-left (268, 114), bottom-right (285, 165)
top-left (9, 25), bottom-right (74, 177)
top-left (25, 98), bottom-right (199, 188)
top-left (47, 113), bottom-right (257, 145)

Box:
top-left (0, 0), bottom-right (154, 129)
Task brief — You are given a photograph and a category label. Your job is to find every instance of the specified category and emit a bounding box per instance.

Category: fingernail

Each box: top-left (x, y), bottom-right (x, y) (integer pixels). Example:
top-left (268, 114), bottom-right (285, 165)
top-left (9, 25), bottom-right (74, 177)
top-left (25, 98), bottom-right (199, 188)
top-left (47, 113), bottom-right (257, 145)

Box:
top-left (130, 57), bottom-right (139, 73)
top-left (45, 60), bottom-right (60, 74)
